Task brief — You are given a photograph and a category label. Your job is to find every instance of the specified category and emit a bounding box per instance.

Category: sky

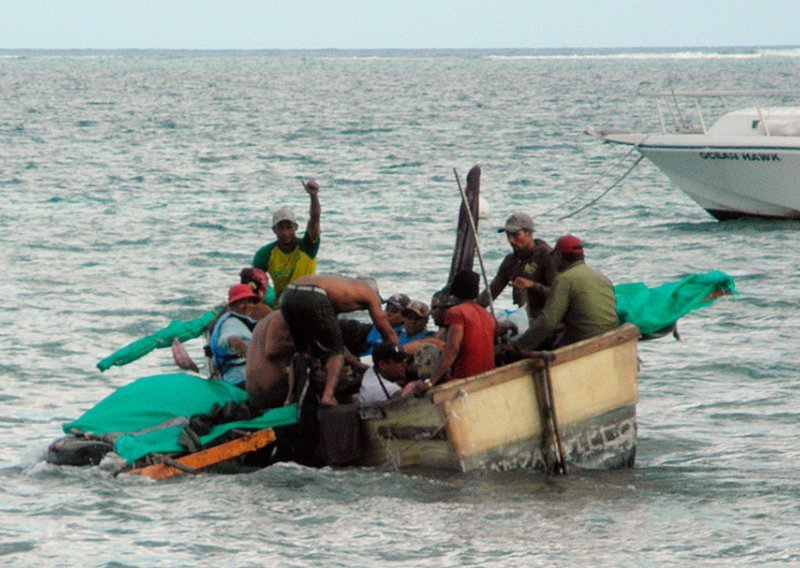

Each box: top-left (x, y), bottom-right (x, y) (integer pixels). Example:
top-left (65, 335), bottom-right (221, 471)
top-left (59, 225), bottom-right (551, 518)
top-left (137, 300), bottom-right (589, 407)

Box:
top-left (1, 0), bottom-right (798, 51)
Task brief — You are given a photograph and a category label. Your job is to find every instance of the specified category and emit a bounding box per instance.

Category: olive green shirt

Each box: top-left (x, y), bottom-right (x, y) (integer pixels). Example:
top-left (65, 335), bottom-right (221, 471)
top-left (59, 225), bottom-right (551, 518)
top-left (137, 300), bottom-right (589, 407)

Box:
top-left (513, 261), bottom-right (618, 350)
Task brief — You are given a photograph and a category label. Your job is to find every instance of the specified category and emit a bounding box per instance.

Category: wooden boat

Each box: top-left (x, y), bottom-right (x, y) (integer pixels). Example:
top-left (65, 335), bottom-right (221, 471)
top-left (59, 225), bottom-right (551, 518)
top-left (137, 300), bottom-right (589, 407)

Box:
top-left (357, 324), bottom-right (640, 473)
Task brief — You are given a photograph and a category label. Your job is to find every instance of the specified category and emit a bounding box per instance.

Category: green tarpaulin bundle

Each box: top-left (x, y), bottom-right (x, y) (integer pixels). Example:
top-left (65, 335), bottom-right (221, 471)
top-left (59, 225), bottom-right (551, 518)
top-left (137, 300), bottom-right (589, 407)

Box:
top-left (615, 270), bottom-right (736, 335)
top-left (96, 309), bottom-right (221, 372)
top-left (97, 287), bottom-right (277, 372)
top-left (63, 373), bottom-right (297, 464)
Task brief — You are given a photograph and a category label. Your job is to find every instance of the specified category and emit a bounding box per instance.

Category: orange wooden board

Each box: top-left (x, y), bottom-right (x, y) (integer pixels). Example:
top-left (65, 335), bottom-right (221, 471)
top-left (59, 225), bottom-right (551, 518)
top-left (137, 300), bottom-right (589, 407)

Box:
top-left (127, 428), bottom-right (276, 479)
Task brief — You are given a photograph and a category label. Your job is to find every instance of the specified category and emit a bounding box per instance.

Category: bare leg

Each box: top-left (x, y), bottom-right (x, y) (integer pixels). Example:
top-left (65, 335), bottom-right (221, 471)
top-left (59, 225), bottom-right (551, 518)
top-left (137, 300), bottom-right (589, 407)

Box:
top-left (320, 353), bottom-right (344, 406)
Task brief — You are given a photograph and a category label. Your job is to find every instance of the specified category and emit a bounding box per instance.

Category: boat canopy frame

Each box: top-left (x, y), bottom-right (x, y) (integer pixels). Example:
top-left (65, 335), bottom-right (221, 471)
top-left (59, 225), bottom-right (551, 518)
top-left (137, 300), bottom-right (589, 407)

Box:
top-left (643, 90), bottom-right (799, 136)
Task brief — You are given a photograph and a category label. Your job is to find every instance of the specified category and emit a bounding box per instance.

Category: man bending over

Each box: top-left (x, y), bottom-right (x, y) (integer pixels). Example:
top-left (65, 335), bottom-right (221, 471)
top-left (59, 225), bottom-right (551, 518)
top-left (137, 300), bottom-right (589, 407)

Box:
top-left (280, 274), bottom-right (399, 406)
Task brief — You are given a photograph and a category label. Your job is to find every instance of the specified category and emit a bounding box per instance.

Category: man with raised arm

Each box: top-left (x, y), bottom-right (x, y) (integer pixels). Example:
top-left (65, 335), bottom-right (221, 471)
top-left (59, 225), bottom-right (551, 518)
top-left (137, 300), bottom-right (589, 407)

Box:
top-left (253, 179), bottom-right (321, 306)
top-left (280, 274), bottom-right (400, 407)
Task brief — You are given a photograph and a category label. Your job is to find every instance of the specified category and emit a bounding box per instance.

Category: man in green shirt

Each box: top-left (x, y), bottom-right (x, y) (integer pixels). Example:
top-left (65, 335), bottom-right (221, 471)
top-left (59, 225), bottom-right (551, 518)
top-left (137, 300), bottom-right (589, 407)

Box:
top-left (511, 235), bottom-right (618, 351)
top-left (253, 179), bottom-right (321, 306)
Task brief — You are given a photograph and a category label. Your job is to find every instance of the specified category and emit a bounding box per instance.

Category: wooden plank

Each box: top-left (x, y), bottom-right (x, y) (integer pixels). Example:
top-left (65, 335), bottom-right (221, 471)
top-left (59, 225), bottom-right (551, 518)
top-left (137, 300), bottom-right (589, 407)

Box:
top-left (547, 324), bottom-right (640, 365)
top-left (430, 325), bottom-right (639, 405)
top-left (431, 359), bottom-right (540, 405)
top-left (549, 339), bottom-right (639, 427)
top-left (127, 428), bottom-right (276, 479)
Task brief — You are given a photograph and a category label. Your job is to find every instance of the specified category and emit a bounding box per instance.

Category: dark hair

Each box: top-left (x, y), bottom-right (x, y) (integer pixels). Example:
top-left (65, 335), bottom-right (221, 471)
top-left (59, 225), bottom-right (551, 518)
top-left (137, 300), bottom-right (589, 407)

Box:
top-left (449, 270), bottom-right (479, 300)
top-left (372, 342), bottom-right (408, 366)
top-left (560, 251), bottom-right (584, 263)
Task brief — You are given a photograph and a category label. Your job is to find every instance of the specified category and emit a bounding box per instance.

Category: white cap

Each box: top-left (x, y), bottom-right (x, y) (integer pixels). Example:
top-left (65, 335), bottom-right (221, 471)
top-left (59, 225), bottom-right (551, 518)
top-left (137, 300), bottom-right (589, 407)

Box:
top-left (272, 206), bottom-right (297, 228)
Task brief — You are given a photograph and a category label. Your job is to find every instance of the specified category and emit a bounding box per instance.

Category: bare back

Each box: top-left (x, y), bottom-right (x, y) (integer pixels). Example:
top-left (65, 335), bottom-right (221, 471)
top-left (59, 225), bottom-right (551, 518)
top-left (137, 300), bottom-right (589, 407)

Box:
top-left (293, 274), bottom-right (377, 313)
top-left (246, 311), bottom-right (295, 410)
top-left (293, 274), bottom-right (398, 344)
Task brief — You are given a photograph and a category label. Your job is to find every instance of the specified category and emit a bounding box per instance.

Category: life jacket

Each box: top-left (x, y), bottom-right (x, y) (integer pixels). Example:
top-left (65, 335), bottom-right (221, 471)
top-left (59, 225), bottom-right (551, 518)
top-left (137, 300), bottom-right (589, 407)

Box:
top-left (209, 312), bottom-right (257, 375)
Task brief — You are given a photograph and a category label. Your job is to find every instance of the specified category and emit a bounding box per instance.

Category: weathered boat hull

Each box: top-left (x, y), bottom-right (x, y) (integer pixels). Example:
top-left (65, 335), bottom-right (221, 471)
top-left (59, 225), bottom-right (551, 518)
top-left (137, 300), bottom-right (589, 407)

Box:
top-left (358, 324), bottom-right (639, 472)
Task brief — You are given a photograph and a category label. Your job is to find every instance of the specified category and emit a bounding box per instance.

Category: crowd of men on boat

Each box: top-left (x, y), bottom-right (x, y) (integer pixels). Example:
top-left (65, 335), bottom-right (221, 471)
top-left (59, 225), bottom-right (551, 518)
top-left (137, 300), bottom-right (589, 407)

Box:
top-left (208, 179), bottom-right (619, 412)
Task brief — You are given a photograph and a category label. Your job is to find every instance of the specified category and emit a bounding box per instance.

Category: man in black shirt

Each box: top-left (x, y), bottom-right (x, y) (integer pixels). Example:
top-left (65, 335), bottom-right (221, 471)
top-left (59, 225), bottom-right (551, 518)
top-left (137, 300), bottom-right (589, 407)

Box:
top-left (476, 212), bottom-right (557, 319)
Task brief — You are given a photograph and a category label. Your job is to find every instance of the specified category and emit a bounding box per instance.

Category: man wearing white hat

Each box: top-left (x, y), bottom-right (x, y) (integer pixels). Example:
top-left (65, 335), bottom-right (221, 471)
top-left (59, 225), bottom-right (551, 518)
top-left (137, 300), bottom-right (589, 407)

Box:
top-left (253, 179), bottom-right (321, 306)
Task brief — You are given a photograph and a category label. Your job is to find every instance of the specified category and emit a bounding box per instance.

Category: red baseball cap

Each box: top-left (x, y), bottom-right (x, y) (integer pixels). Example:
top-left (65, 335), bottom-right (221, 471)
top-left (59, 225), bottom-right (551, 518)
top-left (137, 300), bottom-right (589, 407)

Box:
top-left (228, 283), bottom-right (258, 304)
top-left (554, 235), bottom-right (584, 254)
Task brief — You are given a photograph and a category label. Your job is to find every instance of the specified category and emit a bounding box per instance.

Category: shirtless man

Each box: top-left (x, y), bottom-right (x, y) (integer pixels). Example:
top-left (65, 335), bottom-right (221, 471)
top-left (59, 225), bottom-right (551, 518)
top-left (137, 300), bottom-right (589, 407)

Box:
top-left (280, 274), bottom-right (399, 406)
top-left (245, 311), bottom-right (295, 411)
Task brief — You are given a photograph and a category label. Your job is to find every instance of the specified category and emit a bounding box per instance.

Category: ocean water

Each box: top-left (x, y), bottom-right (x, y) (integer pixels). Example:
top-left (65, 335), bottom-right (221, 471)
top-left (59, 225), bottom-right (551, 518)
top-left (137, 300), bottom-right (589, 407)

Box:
top-left (1, 48), bottom-right (799, 566)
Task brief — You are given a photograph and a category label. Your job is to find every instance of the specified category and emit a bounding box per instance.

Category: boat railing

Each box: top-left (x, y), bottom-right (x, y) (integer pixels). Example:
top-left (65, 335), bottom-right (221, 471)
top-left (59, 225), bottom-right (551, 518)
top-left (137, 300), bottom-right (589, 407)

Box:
top-left (641, 91), bottom-right (798, 136)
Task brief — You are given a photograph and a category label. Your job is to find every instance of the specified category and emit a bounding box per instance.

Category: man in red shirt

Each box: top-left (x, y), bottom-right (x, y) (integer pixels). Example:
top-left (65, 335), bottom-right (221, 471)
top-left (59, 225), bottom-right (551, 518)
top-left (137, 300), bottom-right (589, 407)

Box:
top-left (427, 270), bottom-right (498, 386)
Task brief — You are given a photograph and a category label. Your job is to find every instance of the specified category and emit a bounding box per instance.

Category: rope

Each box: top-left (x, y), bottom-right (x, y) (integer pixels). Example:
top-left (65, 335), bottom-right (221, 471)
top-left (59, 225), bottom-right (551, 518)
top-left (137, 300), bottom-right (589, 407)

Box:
top-left (538, 143), bottom-right (640, 217)
top-left (557, 155), bottom-right (644, 221)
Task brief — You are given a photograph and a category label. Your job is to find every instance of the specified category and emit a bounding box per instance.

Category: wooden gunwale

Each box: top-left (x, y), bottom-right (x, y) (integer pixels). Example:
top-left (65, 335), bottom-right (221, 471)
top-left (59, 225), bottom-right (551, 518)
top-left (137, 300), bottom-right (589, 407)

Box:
top-left (431, 324), bottom-right (640, 406)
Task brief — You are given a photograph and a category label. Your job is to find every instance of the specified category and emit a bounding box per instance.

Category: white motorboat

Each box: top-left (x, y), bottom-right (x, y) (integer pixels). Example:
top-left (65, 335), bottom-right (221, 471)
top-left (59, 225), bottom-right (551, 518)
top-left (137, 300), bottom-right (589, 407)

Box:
top-left (597, 93), bottom-right (800, 220)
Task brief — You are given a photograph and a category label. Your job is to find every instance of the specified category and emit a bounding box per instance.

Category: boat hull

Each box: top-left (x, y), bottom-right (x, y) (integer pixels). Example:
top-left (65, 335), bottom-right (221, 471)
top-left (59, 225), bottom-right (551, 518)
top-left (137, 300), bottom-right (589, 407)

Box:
top-left (358, 324), bottom-right (639, 472)
top-left (602, 132), bottom-right (800, 219)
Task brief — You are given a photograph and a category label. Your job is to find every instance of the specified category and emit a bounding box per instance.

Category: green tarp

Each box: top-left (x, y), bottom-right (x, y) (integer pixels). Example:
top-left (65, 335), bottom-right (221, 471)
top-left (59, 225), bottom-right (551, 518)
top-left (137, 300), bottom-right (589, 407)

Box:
top-left (96, 309), bottom-right (221, 372)
top-left (63, 373), bottom-right (297, 464)
top-left (614, 270), bottom-right (736, 335)
top-left (97, 287), bottom-right (277, 372)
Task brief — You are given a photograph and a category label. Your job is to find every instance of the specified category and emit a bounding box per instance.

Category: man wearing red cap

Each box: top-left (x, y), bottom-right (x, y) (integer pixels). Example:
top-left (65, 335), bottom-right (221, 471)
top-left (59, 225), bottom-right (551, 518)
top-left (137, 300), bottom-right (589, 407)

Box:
top-left (511, 235), bottom-right (618, 351)
top-left (209, 284), bottom-right (262, 388)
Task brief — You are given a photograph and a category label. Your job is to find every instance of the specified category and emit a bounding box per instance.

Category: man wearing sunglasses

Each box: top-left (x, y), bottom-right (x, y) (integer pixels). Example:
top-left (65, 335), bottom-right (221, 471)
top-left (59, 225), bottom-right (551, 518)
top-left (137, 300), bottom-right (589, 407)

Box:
top-left (477, 211), bottom-right (556, 320)
top-left (253, 179), bottom-right (321, 307)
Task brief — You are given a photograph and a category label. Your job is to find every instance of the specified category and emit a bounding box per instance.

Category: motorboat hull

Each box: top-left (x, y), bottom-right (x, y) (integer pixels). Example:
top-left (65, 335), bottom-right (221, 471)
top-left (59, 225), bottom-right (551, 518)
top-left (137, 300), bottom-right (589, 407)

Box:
top-left (600, 105), bottom-right (800, 220)
top-left (637, 140), bottom-right (800, 220)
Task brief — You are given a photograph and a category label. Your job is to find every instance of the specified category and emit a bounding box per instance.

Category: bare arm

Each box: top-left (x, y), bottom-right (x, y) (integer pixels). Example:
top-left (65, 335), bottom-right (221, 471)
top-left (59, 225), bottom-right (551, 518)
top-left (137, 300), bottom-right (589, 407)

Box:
top-left (367, 300), bottom-right (400, 345)
top-left (476, 261), bottom-right (510, 307)
top-left (303, 179), bottom-right (321, 241)
top-left (512, 275), bottom-right (568, 350)
top-left (228, 336), bottom-right (249, 357)
top-left (429, 324), bottom-right (464, 386)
